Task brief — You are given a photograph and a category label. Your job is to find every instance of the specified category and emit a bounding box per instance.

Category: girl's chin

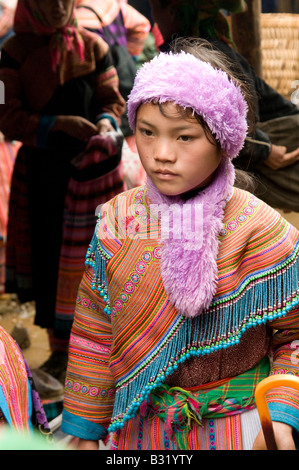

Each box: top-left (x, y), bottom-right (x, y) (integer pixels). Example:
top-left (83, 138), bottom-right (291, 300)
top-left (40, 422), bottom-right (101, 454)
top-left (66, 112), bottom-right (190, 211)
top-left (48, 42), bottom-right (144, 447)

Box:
top-left (155, 187), bottom-right (199, 199)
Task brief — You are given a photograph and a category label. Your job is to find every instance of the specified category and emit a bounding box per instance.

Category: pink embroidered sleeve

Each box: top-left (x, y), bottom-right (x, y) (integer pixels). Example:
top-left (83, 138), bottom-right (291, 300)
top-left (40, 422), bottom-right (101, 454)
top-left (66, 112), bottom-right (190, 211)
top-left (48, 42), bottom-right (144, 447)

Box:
top-left (62, 264), bottom-right (115, 433)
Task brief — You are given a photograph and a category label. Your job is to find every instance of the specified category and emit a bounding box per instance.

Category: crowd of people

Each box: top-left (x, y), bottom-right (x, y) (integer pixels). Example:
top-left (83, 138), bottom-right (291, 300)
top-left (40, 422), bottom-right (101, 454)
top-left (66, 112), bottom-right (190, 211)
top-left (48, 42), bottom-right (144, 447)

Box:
top-left (0, 0), bottom-right (298, 451)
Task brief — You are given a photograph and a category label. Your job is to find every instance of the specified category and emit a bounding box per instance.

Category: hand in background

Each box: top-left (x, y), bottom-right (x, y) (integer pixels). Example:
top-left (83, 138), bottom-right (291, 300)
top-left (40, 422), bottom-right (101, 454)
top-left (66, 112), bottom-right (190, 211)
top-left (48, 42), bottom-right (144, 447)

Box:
top-left (52, 116), bottom-right (99, 142)
top-left (96, 118), bottom-right (115, 135)
top-left (264, 144), bottom-right (299, 170)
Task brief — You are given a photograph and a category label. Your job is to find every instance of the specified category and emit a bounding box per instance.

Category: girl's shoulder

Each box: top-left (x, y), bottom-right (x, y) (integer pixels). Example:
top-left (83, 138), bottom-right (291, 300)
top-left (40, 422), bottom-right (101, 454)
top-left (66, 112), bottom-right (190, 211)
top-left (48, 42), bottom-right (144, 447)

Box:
top-left (98, 185), bottom-right (147, 217)
top-left (223, 186), bottom-right (299, 240)
top-left (95, 185), bottom-right (147, 245)
top-left (226, 186), bottom-right (280, 221)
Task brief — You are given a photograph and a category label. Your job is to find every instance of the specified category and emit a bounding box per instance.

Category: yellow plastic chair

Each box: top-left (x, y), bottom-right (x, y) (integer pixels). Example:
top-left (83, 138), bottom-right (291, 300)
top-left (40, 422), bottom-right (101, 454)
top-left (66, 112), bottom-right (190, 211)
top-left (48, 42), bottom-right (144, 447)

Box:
top-left (255, 375), bottom-right (299, 450)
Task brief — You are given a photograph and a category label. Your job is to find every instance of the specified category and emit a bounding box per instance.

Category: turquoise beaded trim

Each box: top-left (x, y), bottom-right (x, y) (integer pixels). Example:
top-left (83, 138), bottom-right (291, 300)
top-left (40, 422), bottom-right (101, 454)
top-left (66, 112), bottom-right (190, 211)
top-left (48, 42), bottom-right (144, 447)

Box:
top-left (210, 238), bottom-right (299, 307)
top-left (85, 227), bottom-right (112, 316)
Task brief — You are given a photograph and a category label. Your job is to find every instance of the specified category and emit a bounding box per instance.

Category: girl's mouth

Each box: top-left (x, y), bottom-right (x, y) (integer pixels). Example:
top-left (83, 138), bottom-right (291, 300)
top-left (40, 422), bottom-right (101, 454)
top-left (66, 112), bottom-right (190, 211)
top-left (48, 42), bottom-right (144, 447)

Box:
top-left (154, 170), bottom-right (178, 180)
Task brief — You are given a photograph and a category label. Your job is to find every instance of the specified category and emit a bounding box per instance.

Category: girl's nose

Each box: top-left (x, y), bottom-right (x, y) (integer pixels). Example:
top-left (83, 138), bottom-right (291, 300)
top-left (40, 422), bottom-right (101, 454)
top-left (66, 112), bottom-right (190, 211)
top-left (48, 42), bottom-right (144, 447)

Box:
top-left (154, 139), bottom-right (176, 162)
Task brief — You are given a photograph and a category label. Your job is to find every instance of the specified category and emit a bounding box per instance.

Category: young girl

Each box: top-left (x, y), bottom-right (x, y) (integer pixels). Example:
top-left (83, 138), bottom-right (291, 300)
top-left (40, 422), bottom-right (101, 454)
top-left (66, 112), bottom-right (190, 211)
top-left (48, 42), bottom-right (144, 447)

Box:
top-left (61, 40), bottom-right (299, 450)
top-left (0, 0), bottom-right (125, 383)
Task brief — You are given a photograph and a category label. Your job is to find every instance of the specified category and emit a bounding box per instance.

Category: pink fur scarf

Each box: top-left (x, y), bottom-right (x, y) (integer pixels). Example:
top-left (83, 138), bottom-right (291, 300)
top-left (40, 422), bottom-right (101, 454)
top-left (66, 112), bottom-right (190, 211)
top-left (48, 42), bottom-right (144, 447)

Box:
top-left (146, 158), bottom-right (235, 318)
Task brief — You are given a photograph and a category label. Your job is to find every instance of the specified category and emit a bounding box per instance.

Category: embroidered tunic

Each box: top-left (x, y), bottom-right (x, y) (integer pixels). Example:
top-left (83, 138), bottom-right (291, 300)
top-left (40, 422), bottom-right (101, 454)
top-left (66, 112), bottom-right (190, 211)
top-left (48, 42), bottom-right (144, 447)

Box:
top-left (62, 185), bottom-right (299, 442)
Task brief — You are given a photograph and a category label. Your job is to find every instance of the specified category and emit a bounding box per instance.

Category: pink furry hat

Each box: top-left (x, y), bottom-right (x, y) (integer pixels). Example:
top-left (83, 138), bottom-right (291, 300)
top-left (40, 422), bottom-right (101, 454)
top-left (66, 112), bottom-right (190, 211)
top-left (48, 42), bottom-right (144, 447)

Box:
top-left (127, 51), bottom-right (248, 158)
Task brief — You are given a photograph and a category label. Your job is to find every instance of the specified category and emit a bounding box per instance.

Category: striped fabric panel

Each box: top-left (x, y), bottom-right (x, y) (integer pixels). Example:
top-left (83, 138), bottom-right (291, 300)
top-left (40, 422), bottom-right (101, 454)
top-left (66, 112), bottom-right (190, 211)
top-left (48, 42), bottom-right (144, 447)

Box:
top-left (141, 358), bottom-right (268, 442)
top-left (0, 326), bottom-right (30, 429)
top-left (0, 409), bottom-right (6, 426)
top-left (55, 164), bottom-right (124, 323)
top-left (108, 237), bottom-right (180, 385)
top-left (112, 413), bottom-right (243, 450)
top-left (95, 65), bottom-right (125, 118)
top-left (216, 189), bottom-right (298, 301)
top-left (0, 140), bottom-right (19, 237)
top-left (63, 267), bottom-right (115, 426)
top-left (271, 341), bottom-right (299, 376)
top-left (266, 386), bottom-right (299, 406)
top-left (5, 147), bottom-right (34, 290)
top-left (267, 386), bottom-right (299, 432)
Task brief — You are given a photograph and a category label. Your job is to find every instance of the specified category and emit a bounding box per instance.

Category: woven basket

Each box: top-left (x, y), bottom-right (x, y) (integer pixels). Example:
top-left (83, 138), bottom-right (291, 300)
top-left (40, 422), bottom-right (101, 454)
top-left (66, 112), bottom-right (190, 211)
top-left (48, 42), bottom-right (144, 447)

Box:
top-left (260, 13), bottom-right (299, 100)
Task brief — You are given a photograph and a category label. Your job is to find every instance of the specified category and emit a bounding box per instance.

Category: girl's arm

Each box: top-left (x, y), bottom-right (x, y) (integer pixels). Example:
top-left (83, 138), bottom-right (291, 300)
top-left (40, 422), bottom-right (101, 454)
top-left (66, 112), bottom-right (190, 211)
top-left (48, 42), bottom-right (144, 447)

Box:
top-left (61, 262), bottom-right (115, 442)
top-left (62, 196), bottom-right (124, 444)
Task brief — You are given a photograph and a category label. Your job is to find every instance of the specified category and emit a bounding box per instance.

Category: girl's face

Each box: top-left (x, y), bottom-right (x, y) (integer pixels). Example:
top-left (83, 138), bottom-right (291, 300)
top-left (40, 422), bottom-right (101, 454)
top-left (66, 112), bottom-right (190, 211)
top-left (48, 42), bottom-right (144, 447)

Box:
top-left (135, 102), bottom-right (222, 197)
top-left (35, 0), bottom-right (74, 29)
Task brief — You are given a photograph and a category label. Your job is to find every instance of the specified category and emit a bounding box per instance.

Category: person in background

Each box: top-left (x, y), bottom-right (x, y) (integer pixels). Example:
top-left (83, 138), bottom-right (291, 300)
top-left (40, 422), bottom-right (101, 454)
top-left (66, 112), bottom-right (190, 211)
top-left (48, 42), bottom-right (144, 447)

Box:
top-left (76, 0), bottom-right (151, 60)
top-left (75, 0), bottom-right (152, 137)
top-left (0, 0), bottom-right (125, 388)
top-left (75, 0), bottom-right (149, 187)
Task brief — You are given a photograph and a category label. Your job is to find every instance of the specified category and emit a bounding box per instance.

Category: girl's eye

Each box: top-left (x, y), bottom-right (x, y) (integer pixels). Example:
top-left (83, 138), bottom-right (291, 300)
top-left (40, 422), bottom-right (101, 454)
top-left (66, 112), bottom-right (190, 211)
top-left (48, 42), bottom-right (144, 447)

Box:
top-left (139, 128), bottom-right (153, 137)
top-left (179, 135), bottom-right (193, 142)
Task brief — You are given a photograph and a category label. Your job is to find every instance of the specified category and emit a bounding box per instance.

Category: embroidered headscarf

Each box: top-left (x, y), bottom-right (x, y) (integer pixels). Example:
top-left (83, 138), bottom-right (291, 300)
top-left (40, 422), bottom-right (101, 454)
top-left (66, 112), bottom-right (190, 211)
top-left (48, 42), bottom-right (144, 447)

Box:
top-left (14, 0), bottom-right (85, 72)
top-left (127, 50), bottom-right (248, 317)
